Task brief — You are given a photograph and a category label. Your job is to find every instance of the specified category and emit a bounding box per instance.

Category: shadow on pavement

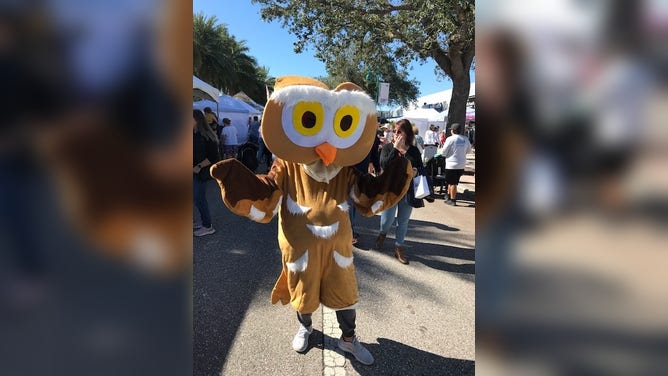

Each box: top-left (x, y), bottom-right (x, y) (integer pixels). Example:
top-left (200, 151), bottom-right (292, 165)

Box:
top-left (193, 184), bottom-right (281, 376)
top-left (348, 337), bottom-right (474, 376)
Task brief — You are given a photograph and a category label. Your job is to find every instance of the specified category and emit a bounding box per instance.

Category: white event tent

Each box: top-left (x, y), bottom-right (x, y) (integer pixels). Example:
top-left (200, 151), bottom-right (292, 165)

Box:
top-left (193, 93), bottom-right (257, 143)
top-left (387, 107), bottom-right (446, 138)
top-left (193, 75), bottom-right (220, 103)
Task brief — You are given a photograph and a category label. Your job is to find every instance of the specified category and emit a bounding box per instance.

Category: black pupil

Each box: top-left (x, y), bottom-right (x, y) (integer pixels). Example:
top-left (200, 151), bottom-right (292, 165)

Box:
top-left (301, 111), bottom-right (316, 128)
top-left (340, 115), bottom-right (353, 131)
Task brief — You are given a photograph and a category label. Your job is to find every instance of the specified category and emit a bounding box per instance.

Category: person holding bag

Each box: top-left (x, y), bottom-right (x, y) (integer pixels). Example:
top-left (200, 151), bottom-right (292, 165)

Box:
top-left (373, 119), bottom-right (424, 265)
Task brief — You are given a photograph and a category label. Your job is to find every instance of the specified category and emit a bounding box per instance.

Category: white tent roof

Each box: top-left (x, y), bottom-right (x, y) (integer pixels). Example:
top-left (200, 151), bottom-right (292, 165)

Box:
top-left (234, 97), bottom-right (262, 115)
top-left (234, 91), bottom-right (265, 112)
top-left (400, 107), bottom-right (447, 122)
top-left (193, 94), bottom-right (250, 113)
top-left (394, 82), bottom-right (475, 114)
top-left (193, 75), bottom-right (220, 102)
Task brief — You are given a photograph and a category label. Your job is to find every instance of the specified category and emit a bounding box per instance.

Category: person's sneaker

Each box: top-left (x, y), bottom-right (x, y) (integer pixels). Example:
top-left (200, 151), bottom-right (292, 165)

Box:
top-left (445, 198), bottom-right (456, 206)
top-left (292, 324), bottom-right (313, 352)
top-left (193, 226), bottom-right (216, 236)
top-left (338, 336), bottom-right (374, 365)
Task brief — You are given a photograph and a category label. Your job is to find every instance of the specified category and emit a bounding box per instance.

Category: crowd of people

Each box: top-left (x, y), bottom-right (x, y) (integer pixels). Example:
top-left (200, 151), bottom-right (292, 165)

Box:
top-left (195, 111), bottom-right (475, 268)
top-left (362, 119), bottom-right (474, 264)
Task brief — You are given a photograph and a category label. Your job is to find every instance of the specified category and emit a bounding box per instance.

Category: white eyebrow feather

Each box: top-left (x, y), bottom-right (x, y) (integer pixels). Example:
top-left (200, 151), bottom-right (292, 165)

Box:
top-left (271, 85), bottom-right (376, 115)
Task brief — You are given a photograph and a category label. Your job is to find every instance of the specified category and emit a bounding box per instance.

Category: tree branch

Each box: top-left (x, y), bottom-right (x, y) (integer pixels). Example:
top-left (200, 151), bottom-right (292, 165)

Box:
top-left (327, 0), bottom-right (418, 16)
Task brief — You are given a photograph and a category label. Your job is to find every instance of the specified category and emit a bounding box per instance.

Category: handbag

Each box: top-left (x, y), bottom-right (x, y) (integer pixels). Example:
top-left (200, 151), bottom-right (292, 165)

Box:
top-left (405, 175), bottom-right (425, 208)
top-left (413, 174), bottom-right (430, 199)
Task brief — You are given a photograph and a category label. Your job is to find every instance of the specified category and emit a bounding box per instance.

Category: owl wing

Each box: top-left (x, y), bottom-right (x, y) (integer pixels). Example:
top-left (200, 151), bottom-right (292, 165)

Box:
top-left (350, 157), bottom-right (413, 217)
top-left (209, 159), bottom-right (283, 223)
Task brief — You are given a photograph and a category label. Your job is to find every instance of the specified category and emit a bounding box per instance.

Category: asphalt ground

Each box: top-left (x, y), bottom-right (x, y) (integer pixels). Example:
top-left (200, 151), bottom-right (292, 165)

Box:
top-left (194, 154), bottom-right (475, 375)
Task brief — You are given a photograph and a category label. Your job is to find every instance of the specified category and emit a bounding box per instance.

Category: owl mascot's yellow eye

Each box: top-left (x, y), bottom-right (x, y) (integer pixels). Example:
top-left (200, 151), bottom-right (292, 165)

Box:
top-left (292, 101), bottom-right (324, 136)
top-left (333, 105), bottom-right (361, 138)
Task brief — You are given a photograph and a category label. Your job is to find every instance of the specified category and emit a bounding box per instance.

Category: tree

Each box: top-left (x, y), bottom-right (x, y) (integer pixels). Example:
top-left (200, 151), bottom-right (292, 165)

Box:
top-left (317, 42), bottom-right (419, 107)
top-left (193, 13), bottom-right (233, 90)
top-left (252, 0), bottom-right (474, 125)
top-left (193, 13), bottom-right (271, 104)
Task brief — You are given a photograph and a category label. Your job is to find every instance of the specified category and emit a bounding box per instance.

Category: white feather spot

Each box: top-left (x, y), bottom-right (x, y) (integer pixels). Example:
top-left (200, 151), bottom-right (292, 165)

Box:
top-left (272, 196), bottom-right (283, 217)
top-left (371, 200), bottom-right (384, 213)
top-left (286, 194), bottom-right (311, 215)
top-left (249, 205), bottom-right (265, 222)
top-left (306, 222), bottom-right (339, 239)
top-left (333, 250), bottom-right (354, 269)
top-left (337, 202), bottom-right (350, 212)
top-left (349, 187), bottom-right (361, 204)
top-left (286, 251), bottom-right (308, 273)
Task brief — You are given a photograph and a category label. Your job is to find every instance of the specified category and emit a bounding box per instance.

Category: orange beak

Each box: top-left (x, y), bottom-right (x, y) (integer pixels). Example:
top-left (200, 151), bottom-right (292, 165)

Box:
top-left (315, 142), bottom-right (337, 166)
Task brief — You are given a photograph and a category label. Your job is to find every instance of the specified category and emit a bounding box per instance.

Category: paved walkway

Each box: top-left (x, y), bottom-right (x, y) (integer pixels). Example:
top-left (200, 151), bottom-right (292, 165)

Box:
top-left (194, 154), bottom-right (475, 375)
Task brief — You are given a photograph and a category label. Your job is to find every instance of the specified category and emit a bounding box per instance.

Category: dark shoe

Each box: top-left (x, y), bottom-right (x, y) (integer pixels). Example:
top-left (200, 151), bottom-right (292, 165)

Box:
top-left (425, 195), bottom-right (435, 203)
top-left (394, 246), bottom-right (409, 264)
top-left (445, 198), bottom-right (456, 206)
top-left (373, 233), bottom-right (386, 250)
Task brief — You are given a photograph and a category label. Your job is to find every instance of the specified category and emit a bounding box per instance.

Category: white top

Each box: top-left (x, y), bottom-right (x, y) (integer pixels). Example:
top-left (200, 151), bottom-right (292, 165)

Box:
top-left (383, 130), bottom-right (394, 144)
top-left (442, 134), bottom-right (472, 169)
top-left (424, 129), bottom-right (439, 146)
top-left (221, 125), bottom-right (238, 145)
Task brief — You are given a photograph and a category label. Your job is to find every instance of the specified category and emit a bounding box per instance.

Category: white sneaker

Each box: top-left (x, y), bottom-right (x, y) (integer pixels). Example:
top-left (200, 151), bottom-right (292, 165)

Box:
top-left (292, 324), bottom-right (313, 352)
top-left (338, 336), bottom-right (374, 365)
top-left (193, 226), bottom-right (215, 237)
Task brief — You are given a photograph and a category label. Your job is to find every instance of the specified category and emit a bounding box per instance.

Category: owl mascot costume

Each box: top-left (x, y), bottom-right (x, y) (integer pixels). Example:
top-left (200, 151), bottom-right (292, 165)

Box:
top-left (210, 76), bottom-right (411, 363)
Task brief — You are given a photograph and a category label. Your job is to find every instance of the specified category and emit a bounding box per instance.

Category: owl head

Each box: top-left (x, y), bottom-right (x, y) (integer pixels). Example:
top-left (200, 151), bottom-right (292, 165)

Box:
top-left (262, 76), bottom-right (377, 167)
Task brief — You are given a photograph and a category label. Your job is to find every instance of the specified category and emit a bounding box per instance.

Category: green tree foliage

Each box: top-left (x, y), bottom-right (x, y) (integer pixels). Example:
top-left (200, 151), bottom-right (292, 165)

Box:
top-left (252, 0), bottom-right (474, 124)
top-left (316, 42), bottom-right (419, 107)
top-left (193, 13), bottom-right (275, 105)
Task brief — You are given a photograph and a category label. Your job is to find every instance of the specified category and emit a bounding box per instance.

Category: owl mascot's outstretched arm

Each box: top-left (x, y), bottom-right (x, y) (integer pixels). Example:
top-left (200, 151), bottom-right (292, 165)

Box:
top-left (349, 157), bottom-right (413, 217)
top-left (209, 159), bottom-right (283, 223)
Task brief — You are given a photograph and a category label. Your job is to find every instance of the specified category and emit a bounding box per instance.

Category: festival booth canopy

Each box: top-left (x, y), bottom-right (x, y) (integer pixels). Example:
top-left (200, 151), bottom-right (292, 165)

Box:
top-left (193, 75), bottom-right (220, 102)
top-left (233, 95), bottom-right (262, 115)
top-left (193, 93), bottom-right (255, 143)
top-left (388, 107), bottom-right (446, 138)
top-left (234, 91), bottom-right (264, 113)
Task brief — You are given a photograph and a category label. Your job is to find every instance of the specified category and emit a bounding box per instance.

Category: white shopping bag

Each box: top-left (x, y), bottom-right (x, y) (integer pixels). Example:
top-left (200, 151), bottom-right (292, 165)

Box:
top-left (413, 175), bottom-right (430, 199)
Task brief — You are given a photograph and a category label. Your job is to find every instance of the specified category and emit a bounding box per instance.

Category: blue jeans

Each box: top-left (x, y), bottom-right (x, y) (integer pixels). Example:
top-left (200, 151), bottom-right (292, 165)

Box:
top-left (379, 196), bottom-right (413, 247)
top-left (193, 176), bottom-right (212, 228)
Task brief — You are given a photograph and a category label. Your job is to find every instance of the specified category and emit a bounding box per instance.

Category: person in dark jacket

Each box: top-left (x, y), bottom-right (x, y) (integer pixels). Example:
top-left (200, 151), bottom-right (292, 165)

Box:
top-left (373, 119), bottom-right (424, 264)
top-left (349, 135), bottom-right (381, 245)
top-left (193, 109), bottom-right (220, 236)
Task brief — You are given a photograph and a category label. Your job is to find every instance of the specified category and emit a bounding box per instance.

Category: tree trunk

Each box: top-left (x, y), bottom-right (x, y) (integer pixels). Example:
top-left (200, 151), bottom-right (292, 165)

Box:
top-left (432, 43), bottom-right (473, 128)
top-left (447, 71), bottom-right (470, 127)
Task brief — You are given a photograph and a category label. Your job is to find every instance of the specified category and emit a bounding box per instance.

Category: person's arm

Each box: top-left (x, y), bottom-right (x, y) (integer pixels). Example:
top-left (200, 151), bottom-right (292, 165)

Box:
top-left (194, 139), bottom-right (221, 173)
top-left (379, 133), bottom-right (410, 170)
top-left (443, 138), bottom-right (454, 158)
top-left (379, 144), bottom-right (400, 170)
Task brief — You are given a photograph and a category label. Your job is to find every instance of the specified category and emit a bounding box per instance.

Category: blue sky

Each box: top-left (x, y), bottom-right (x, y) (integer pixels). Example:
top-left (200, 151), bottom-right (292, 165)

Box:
top-left (193, 0), bottom-right (473, 97)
